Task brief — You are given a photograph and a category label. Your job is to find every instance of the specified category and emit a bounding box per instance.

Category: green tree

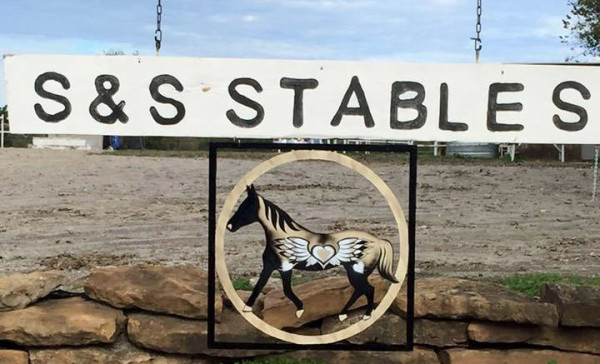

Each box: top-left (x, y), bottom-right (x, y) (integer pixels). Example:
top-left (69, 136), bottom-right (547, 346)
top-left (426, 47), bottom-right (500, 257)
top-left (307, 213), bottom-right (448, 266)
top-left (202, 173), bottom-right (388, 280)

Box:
top-left (103, 49), bottom-right (138, 56)
top-left (562, 0), bottom-right (600, 60)
top-left (0, 105), bottom-right (7, 124)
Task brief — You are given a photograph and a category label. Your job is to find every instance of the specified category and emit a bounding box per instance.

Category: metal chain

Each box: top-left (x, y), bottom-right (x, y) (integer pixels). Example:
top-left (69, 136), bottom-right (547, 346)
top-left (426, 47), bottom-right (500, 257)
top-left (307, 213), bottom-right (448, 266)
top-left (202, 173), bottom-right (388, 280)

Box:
top-left (155, 0), bottom-right (162, 56)
top-left (593, 145), bottom-right (599, 202)
top-left (471, 0), bottom-right (482, 63)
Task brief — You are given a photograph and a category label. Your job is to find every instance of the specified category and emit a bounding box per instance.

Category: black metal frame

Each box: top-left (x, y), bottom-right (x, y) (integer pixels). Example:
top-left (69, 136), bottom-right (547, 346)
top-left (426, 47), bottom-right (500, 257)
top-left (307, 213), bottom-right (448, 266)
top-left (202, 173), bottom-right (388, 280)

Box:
top-left (208, 142), bottom-right (417, 352)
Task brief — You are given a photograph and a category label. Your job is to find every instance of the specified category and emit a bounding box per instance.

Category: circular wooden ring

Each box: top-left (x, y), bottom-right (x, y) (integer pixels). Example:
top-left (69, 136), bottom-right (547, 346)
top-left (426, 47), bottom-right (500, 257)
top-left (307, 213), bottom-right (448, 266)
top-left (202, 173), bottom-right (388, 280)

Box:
top-left (216, 150), bottom-right (408, 345)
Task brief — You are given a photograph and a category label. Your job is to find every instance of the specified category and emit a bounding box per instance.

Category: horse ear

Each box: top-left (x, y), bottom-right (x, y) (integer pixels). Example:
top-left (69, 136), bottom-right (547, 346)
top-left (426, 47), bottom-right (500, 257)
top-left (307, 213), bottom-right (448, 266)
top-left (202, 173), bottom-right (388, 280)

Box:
top-left (250, 184), bottom-right (256, 193)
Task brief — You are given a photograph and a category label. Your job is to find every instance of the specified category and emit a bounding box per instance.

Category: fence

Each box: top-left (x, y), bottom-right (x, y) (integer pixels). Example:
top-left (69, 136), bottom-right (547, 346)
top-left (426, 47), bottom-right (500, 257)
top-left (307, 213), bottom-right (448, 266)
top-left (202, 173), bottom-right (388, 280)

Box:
top-left (1, 114), bottom-right (5, 148)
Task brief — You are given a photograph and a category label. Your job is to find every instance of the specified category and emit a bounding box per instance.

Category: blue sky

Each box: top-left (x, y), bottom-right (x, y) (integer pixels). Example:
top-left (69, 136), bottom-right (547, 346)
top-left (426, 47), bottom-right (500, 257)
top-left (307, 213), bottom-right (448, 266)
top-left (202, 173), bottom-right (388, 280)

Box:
top-left (0, 0), bottom-right (578, 105)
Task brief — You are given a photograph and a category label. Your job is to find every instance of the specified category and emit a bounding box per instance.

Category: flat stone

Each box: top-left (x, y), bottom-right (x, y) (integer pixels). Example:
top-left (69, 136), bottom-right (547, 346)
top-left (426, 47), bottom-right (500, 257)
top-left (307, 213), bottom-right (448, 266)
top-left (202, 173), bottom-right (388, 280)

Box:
top-left (59, 273), bottom-right (89, 294)
top-left (321, 311), bottom-right (406, 345)
top-left (469, 321), bottom-right (600, 354)
top-left (267, 346), bottom-right (439, 364)
top-left (127, 313), bottom-right (207, 356)
top-left (540, 283), bottom-right (600, 327)
top-left (215, 307), bottom-right (279, 345)
top-left (416, 319), bottom-right (468, 348)
top-left (84, 265), bottom-right (222, 320)
top-left (262, 275), bottom-right (387, 329)
top-left (0, 271), bottom-right (64, 311)
top-left (127, 310), bottom-right (277, 358)
top-left (30, 337), bottom-right (212, 364)
top-left (394, 278), bottom-right (558, 326)
top-left (322, 310), bottom-right (467, 347)
top-left (440, 348), bottom-right (600, 364)
top-left (0, 297), bottom-right (125, 346)
top-left (0, 350), bottom-right (28, 364)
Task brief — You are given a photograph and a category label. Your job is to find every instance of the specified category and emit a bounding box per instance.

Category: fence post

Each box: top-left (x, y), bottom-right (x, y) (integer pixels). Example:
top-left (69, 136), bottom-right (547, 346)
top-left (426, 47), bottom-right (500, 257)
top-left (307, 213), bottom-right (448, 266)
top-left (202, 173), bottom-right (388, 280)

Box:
top-left (1, 114), bottom-right (4, 149)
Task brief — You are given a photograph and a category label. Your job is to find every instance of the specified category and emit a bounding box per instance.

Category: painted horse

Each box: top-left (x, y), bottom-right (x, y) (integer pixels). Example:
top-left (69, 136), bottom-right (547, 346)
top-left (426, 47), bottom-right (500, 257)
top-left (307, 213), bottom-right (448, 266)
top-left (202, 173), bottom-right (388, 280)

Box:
top-left (227, 184), bottom-right (399, 322)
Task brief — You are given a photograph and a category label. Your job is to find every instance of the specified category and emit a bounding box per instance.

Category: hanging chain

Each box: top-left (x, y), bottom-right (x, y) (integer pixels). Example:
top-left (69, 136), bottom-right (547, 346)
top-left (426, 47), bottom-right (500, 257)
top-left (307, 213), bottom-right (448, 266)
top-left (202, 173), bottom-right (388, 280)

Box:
top-left (155, 0), bottom-right (162, 56)
top-left (593, 145), bottom-right (599, 202)
top-left (471, 0), bottom-right (482, 63)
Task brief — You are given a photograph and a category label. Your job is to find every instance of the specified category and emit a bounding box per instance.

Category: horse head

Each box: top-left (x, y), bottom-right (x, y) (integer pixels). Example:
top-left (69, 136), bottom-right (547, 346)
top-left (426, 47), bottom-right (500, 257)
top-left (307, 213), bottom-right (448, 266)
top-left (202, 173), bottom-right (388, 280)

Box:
top-left (227, 184), bottom-right (259, 232)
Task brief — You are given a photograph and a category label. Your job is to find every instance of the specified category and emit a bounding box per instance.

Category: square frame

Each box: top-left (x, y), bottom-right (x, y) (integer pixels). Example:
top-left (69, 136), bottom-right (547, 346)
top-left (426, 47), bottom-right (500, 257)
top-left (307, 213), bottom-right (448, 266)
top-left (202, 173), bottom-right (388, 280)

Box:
top-left (208, 141), bottom-right (417, 352)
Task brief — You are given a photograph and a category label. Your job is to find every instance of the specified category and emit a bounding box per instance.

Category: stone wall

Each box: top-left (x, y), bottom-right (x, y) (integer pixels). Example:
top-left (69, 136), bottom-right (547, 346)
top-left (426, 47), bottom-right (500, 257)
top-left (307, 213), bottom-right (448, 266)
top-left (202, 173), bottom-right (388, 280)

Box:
top-left (1, 265), bottom-right (599, 364)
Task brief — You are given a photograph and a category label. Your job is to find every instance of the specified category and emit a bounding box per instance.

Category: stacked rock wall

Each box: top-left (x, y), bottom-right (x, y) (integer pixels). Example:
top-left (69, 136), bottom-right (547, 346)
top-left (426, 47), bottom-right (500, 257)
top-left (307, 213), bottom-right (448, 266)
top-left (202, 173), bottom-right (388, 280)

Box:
top-left (0, 266), bottom-right (599, 364)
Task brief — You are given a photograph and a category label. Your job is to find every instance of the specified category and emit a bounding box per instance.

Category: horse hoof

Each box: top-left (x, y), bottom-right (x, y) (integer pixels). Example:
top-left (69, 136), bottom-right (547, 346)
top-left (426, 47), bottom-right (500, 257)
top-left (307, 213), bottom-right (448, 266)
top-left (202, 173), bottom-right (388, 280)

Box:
top-left (362, 314), bottom-right (371, 321)
top-left (338, 314), bottom-right (348, 322)
top-left (296, 309), bottom-right (304, 318)
top-left (242, 305), bottom-right (253, 313)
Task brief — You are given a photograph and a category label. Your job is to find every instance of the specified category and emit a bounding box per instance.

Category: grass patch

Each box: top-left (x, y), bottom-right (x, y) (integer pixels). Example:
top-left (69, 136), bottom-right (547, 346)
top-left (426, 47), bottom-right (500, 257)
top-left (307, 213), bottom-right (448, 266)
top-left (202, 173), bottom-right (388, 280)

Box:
top-left (234, 359), bottom-right (326, 364)
top-left (270, 271), bottom-right (306, 285)
top-left (232, 277), bottom-right (254, 291)
top-left (502, 273), bottom-right (600, 297)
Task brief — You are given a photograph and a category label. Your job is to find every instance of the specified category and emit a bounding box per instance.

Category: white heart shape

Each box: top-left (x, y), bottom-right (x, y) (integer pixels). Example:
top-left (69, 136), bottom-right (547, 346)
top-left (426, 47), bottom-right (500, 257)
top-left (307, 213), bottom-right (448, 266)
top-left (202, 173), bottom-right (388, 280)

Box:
top-left (311, 245), bottom-right (336, 264)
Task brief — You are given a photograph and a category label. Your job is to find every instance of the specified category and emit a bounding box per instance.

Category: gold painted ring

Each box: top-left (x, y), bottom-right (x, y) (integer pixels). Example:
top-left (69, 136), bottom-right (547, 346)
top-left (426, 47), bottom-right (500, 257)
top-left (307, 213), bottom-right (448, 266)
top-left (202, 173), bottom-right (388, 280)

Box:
top-left (216, 150), bottom-right (409, 345)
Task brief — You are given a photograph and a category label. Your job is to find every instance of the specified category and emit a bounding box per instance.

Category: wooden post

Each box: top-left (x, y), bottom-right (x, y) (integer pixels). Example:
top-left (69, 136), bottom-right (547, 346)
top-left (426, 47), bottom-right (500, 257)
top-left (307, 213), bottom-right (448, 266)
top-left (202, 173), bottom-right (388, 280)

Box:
top-left (1, 114), bottom-right (4, 149)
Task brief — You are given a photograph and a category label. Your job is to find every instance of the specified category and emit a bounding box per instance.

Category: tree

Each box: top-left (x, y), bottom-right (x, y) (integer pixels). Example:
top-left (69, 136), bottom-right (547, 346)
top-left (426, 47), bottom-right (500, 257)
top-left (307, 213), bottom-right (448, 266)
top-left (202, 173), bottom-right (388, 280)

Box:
top-left (103, 49), bottom-right (139, 56)
top-left (0, 105), bottom-right (7, 124)
top-left (562, 0), bottom-right (600, 60)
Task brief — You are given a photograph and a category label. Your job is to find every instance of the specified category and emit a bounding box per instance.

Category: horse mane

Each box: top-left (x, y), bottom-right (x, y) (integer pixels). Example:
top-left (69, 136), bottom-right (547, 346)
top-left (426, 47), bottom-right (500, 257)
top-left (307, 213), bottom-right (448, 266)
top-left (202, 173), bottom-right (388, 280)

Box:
top-left (260, 195), bottom-right (303, 233)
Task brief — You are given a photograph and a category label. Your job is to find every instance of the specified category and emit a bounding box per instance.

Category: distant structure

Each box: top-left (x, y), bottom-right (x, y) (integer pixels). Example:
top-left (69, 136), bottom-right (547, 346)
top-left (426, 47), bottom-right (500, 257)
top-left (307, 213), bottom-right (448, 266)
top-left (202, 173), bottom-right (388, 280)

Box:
top-left (32, 135), bottom-right (103, 150)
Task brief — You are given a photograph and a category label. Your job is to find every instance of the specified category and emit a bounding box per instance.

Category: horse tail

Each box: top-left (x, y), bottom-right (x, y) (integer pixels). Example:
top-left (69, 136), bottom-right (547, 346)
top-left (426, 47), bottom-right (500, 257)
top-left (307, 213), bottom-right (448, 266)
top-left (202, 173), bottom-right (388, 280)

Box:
top-left (377, 239), bottom-right (399, 283)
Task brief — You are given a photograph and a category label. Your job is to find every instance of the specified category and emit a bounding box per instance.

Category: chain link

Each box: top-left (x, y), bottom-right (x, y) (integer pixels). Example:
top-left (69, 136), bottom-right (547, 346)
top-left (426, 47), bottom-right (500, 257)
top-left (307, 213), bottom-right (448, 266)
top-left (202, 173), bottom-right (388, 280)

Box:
top-left (155, 0), bottom-right (162, 56)
top-left (471, 0), bottom-right (482, 62)
top-left (593, 145), bottom-right (599, 202)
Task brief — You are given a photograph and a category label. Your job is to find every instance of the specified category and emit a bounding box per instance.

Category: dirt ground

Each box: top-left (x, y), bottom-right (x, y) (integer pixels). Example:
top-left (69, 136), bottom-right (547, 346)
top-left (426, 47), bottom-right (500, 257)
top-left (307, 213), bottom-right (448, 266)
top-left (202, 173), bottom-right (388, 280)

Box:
top-left (0, 148), bottom-right (599, 282)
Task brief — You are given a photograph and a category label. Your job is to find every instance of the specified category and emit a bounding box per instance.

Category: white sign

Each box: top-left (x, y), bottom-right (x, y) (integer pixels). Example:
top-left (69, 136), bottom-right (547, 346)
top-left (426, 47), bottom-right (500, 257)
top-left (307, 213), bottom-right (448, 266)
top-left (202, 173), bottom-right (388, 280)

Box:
top-left (4, 55), bottom-right (600, 143)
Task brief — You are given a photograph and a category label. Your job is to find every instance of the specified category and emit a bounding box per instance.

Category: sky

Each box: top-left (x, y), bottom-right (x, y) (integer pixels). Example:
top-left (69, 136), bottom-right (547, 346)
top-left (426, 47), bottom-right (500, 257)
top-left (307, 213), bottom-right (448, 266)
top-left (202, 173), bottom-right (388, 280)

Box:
top-left (0, 0), bottom-right (579, 106)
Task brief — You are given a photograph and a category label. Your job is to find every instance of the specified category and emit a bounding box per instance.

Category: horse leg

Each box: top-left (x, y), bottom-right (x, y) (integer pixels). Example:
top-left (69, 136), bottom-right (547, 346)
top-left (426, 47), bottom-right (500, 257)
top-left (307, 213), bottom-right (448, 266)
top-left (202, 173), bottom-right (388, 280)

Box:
top-left (338, 266), bottom-right (365, 322)
top-left (244, 249), bottom-right (281, 312)
top-left (280, 269), bottom-right (304, 318)
top-left (361, 274), bottom-right (375, 320)
top-left (243, 265), bottom-right (274, 312)
top-left (339, 287), bottom-right (362, 322)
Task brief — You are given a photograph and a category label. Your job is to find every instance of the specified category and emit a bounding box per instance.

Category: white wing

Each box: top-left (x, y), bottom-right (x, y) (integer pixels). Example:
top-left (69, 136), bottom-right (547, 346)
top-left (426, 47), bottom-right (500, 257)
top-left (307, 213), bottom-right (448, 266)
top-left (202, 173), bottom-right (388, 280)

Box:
top-left (328, 238), bottom-right (366, 266)
top-left (274, 237), bottom-right (319, 267)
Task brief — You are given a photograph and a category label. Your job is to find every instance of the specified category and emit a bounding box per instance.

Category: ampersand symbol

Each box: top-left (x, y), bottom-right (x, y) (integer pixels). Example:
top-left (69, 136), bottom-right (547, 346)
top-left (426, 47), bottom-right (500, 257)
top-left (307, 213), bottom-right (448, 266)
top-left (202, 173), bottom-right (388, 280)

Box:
top-left (89, 74), bottom-right (129, 124)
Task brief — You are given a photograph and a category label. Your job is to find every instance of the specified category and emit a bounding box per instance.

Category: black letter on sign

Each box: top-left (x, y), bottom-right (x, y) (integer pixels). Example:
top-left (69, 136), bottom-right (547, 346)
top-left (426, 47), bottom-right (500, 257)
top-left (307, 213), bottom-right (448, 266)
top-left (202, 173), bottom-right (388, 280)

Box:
top-left (390, 81), bottom-right (427, 130)
top-left (331, 76), bottom-right (374, 128)
top-left (149, 75), bottom-right (186, 125)
top-left (33, 72), bottom-right (71, 122)
top-left (89, 74), bottom-right (129, 124)
top-left (439, 83), bottom-right (468, 131)
top-left (280, 77), bottom-right (319, 128)
top-left (487, 83), bottom-right (524, 132)
top-left (226, 78), bottom-right (264, 128)
top-left (552, 81), bottom-right (590, 132)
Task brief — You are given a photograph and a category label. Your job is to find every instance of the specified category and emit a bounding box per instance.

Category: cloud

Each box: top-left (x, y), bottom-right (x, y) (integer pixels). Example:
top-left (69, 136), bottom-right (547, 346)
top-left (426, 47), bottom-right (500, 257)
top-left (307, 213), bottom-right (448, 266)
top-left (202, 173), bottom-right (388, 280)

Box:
top-left (256, 0), bottom-right (377, 10)
top-left (366, 50), bottom-right (471, 63)
top-left (534, 15), bottom-right (566, 38)
top-left (0, 34), bottom-right (145, 56)
top-left (209, 14), bottom-right (260, 23)
top-left (167, 29), bottom-right (336, 59)
top-left (427, 0), bottom-right (460, 6)
top-left (486, 14), bottom-right (566, 42)
top-left (242, 14), bottom-right (259, 22)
